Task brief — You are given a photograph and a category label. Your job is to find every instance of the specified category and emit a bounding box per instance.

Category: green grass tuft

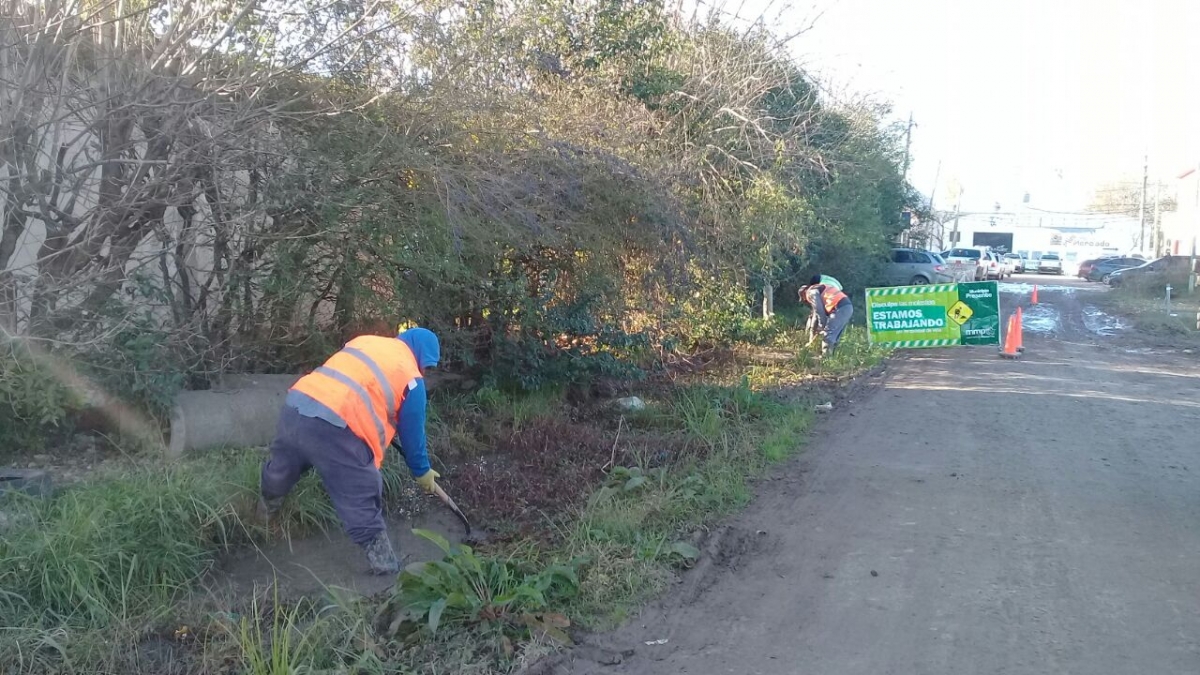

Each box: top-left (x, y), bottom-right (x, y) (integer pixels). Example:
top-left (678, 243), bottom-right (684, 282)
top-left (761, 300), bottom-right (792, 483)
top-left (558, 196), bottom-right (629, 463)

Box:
top-left (0, 462), bottom-right (252, 626)
top-left (561, 382), bottom-right (811, 629)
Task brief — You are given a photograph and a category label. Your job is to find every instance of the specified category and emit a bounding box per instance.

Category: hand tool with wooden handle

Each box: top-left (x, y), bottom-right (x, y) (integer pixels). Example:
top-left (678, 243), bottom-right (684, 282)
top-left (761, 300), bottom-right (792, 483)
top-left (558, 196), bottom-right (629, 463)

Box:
top-left (432, 482), bottom-right (472, 535)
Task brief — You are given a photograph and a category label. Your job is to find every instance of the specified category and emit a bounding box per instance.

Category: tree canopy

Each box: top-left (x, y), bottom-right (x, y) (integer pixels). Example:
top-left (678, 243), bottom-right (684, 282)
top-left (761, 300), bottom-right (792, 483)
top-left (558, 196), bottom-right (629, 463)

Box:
top-left (1, 0), bottom-right (918, 401)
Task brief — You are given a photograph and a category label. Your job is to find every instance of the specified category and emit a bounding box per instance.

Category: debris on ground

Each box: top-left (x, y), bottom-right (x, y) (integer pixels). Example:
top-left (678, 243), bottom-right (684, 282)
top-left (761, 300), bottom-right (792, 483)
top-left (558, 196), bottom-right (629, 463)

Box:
top-left (0, 468), bottom-right (52, 497)
top-left (615, 396), bottom-right (647, 411)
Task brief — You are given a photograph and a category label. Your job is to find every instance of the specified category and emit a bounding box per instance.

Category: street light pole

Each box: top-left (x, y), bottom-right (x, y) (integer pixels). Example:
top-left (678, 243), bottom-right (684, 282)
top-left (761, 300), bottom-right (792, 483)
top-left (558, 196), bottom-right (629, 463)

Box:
top-left (1139, 155), bottom-right (1148, 254)
top-left (1191, 162), bottom-right (1199, 294)
top-left (1153, 181), bottom-right (1162, 256)
top-left (950, 197), bottom-right (962, 247)
top-left (902, 113), bottom-right (914, 180)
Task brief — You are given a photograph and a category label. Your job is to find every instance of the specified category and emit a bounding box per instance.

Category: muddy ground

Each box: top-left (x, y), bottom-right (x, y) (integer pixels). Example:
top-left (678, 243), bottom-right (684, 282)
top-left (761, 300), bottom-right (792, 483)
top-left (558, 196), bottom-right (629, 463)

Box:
top-left (554, 276), bottom-right (1200, 675)
top-left (208, 507), bottom-right (469, 598)
top-left (208, 418), bottom-right (624, 598)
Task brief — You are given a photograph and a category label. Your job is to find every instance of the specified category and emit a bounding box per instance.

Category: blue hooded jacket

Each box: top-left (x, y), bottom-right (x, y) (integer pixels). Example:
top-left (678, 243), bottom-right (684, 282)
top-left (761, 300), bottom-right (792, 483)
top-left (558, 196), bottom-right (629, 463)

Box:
top-left (392, 327), bottom-right (439, 477)
top-left (397, 327), bottom-right (440, 372)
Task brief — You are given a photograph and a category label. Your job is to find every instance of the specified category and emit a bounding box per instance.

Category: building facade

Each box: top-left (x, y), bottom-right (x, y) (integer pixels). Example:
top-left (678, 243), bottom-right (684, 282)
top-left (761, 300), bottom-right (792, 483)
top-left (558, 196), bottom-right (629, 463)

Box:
top-left (1162, 166), bottom-right (1200, 257)
top-left (945, 210), bottom-right (1142, 271)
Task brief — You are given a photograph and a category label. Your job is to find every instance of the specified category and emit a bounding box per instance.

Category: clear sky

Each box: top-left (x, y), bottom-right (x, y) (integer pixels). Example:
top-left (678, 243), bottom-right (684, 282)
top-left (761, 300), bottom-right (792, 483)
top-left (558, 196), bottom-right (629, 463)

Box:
top-left (723, 0), bottom-right (1200, 212)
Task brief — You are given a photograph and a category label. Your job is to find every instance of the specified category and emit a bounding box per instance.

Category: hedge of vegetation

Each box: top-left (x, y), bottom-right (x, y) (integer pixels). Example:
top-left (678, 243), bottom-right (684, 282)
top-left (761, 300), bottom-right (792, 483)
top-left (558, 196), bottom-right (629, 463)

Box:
top-left (1, 1), bottom-right (917, 435)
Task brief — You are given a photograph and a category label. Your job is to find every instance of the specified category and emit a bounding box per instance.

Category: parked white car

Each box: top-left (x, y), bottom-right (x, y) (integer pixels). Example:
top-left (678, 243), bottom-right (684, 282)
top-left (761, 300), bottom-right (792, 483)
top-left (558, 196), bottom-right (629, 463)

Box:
top-left (1038, 253), bottom-right (1064, 275)
top-left (941, 247), bottom-right (989, 281)
top-left (981, 251), bottom-right (1007, 280)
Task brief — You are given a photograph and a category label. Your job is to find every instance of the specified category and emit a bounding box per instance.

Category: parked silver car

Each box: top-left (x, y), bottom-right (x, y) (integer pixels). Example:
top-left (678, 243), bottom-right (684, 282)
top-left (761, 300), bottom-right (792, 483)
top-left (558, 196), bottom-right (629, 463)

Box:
top-left (883, 248), bottom-right (954, 286)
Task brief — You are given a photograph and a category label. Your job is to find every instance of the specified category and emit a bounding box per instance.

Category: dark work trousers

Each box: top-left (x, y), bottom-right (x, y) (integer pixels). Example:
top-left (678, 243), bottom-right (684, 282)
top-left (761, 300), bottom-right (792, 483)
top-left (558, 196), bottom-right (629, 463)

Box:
top-left (824, 301), bottom-right (854, 348)
top-left (260, 406), bottom-right (385, 547)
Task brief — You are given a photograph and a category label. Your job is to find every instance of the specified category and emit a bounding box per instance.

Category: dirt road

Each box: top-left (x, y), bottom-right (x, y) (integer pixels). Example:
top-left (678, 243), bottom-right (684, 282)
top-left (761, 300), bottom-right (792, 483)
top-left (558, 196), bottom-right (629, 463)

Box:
top-left (565, 277), bottom-right (1200, 675)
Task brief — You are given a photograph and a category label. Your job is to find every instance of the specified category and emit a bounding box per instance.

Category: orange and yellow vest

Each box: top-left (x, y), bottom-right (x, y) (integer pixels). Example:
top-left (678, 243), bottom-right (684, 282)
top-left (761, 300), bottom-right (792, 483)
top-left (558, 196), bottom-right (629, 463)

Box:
top-left (819, 286), bottom-right (849, 314)
top-left (290, 336), bottom-right (422, 468)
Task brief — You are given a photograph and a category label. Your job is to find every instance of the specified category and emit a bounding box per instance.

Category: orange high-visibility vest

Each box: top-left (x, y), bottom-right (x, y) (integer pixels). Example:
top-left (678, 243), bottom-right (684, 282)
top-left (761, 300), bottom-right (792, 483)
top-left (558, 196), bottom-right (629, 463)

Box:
top-left (290, 336), bottom-right (422, 468)
top-left (820, 287), bottom-right (849, 314)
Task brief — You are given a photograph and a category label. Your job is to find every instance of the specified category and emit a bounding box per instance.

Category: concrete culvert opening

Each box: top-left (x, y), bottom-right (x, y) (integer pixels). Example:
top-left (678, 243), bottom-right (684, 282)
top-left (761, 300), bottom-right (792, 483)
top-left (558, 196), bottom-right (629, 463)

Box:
top-left (168, 374), bottom-right (301, 457)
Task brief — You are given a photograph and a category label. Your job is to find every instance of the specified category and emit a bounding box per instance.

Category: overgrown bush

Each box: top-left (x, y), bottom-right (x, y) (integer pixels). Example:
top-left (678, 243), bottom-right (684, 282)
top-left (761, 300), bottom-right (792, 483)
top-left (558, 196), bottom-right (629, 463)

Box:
top-left (2, 0), bottom-right (916, 420)
top-left (0, 343), bottom-right (79, 452)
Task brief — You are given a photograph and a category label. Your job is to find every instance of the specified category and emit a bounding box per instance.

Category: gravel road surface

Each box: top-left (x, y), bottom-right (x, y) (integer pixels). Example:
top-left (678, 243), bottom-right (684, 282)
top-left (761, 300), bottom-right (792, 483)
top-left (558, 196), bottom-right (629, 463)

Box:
top-left (562, 277), bottom-right (1200, 675)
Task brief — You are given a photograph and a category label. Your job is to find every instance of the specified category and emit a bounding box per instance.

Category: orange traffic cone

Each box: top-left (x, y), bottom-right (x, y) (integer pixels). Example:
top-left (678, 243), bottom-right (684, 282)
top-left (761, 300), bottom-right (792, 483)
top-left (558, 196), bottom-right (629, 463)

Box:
top-left (1031, 285), bottom-right (1039, 305)
top-left (1015, 306), bottom-right (1024, 353)
top-left (1000, 312), bottom-right (1020, 359)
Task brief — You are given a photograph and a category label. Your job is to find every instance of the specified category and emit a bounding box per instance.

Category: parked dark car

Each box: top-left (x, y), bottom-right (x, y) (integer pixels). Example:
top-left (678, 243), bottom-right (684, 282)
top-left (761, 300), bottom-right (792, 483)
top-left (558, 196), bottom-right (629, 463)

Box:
top-left (1107, 255), bottom-right (1195, 288)
top-left (1086, 257), bottom-right (1144, 282)
top-left (1076, 257), bottom-right (1109, 280)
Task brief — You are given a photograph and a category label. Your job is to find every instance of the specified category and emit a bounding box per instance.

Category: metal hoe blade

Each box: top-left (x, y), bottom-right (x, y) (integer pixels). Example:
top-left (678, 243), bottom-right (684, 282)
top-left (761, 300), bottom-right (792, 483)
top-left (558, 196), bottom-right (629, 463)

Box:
top-left (432, 483), bottom-right (472, 535)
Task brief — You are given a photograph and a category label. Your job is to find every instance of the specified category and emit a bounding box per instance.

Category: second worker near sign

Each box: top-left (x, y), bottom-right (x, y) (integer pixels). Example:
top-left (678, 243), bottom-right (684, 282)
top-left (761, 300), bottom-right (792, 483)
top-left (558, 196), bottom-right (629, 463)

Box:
top-left (802, 274), bottom-right (843, 342)
top-left (799, 275), bottom-right (854, 357)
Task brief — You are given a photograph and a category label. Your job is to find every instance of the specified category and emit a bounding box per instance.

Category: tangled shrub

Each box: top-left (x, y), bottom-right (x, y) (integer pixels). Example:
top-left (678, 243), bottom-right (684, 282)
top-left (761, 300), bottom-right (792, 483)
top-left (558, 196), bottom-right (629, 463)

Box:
top-left (0, 343), bottom-right (78, 452)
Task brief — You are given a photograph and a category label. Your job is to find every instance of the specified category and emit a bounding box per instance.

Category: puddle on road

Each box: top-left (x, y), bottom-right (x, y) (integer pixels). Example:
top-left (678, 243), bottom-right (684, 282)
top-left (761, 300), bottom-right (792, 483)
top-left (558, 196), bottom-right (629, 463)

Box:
top-left (1021, 304), bottom-right (1060, 334)
top-left (1082, 305), bottom-right (1129, 337)
top-left (999, 282), bottom-right (1089, 295)
top-left (1121, 346), bottom-right (1191, 356)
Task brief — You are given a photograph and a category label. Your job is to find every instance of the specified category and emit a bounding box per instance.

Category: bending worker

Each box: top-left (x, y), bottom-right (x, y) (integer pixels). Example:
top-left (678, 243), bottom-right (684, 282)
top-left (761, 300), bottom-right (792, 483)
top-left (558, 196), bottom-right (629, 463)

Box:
top-left (802, 274), bottom-right (843, 343)
top-left (801, 280), bottom-right (853, 356)
top-left (257, 327), bottom-right (442, 575)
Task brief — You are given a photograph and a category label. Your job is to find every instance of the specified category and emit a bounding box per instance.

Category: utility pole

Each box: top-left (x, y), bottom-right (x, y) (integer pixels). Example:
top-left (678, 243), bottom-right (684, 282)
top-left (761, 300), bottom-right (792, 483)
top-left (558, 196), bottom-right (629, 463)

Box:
top-left (928, 160), bottom-right (942, 212)
top-left (949, 196), bottom-right (962, 248)
top-left (1138, 155), bottom-right (1148, 253)
top-left (925, 160), bottom-right (942, 250)
top-left (901, 113), bottom-right (914, 180)
top-left (1192, 162), bottom-right (1199, 294)
top-left (1152, 181), bottom-right (1162, 256)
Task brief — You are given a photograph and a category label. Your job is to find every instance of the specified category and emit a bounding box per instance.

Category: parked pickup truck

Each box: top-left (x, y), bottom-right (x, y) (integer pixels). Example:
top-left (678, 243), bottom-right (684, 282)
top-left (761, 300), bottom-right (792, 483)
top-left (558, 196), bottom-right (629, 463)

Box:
top-left (941, 247), bottom-right (989, 281)
top-left (1037, 253), bottom-right (1064, 275)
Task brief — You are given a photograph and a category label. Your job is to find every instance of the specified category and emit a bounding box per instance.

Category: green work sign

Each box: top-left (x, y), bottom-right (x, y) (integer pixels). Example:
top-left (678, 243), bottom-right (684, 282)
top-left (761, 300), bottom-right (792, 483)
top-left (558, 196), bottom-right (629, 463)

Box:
top-left (864, 281), bottom-right (1000, 348)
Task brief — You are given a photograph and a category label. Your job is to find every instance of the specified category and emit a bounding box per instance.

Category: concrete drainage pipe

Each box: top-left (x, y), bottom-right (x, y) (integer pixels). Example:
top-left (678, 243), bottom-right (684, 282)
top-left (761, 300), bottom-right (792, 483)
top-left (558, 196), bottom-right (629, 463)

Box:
top-left (168, 374), bottom-right (301, 457)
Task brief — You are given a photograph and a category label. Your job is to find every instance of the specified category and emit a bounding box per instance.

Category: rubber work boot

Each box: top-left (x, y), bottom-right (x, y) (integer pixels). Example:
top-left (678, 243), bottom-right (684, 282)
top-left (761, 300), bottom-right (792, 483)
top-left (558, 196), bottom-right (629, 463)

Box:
top-left (364, 531), bottom-right (400, 576)
top-left (255, 495), bottom-right (283, 525)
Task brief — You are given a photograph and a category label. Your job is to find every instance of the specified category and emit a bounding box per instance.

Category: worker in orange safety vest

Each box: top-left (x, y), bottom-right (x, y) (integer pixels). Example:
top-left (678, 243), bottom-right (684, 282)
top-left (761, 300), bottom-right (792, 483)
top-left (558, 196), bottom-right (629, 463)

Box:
top-left (257, 327), bottom-right (441, 574)
top-left (799, 281), bottom-right (853, 356)
top-left (801, 274), bottom-right (843, 342)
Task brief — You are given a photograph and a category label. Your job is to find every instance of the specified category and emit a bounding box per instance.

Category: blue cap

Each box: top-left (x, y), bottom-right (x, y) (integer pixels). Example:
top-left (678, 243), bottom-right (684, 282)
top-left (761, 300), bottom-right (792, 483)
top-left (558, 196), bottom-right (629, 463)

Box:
top-left (397, 327), bottom-right (440, 371)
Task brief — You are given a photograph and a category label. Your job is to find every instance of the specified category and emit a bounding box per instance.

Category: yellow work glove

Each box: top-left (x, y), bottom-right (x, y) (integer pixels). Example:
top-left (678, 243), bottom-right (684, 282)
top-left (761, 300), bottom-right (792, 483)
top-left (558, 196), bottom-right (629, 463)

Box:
top-left (415, 469), bottom-right (441, 494)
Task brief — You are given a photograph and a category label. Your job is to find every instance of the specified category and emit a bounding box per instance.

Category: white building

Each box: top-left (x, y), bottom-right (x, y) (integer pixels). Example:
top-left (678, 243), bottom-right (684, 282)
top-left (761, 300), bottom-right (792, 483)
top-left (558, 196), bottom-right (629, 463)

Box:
top-left (945, 209), bottom-right (1142, 271)
top-left (1161, 166), bottom-right (1200, 257)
